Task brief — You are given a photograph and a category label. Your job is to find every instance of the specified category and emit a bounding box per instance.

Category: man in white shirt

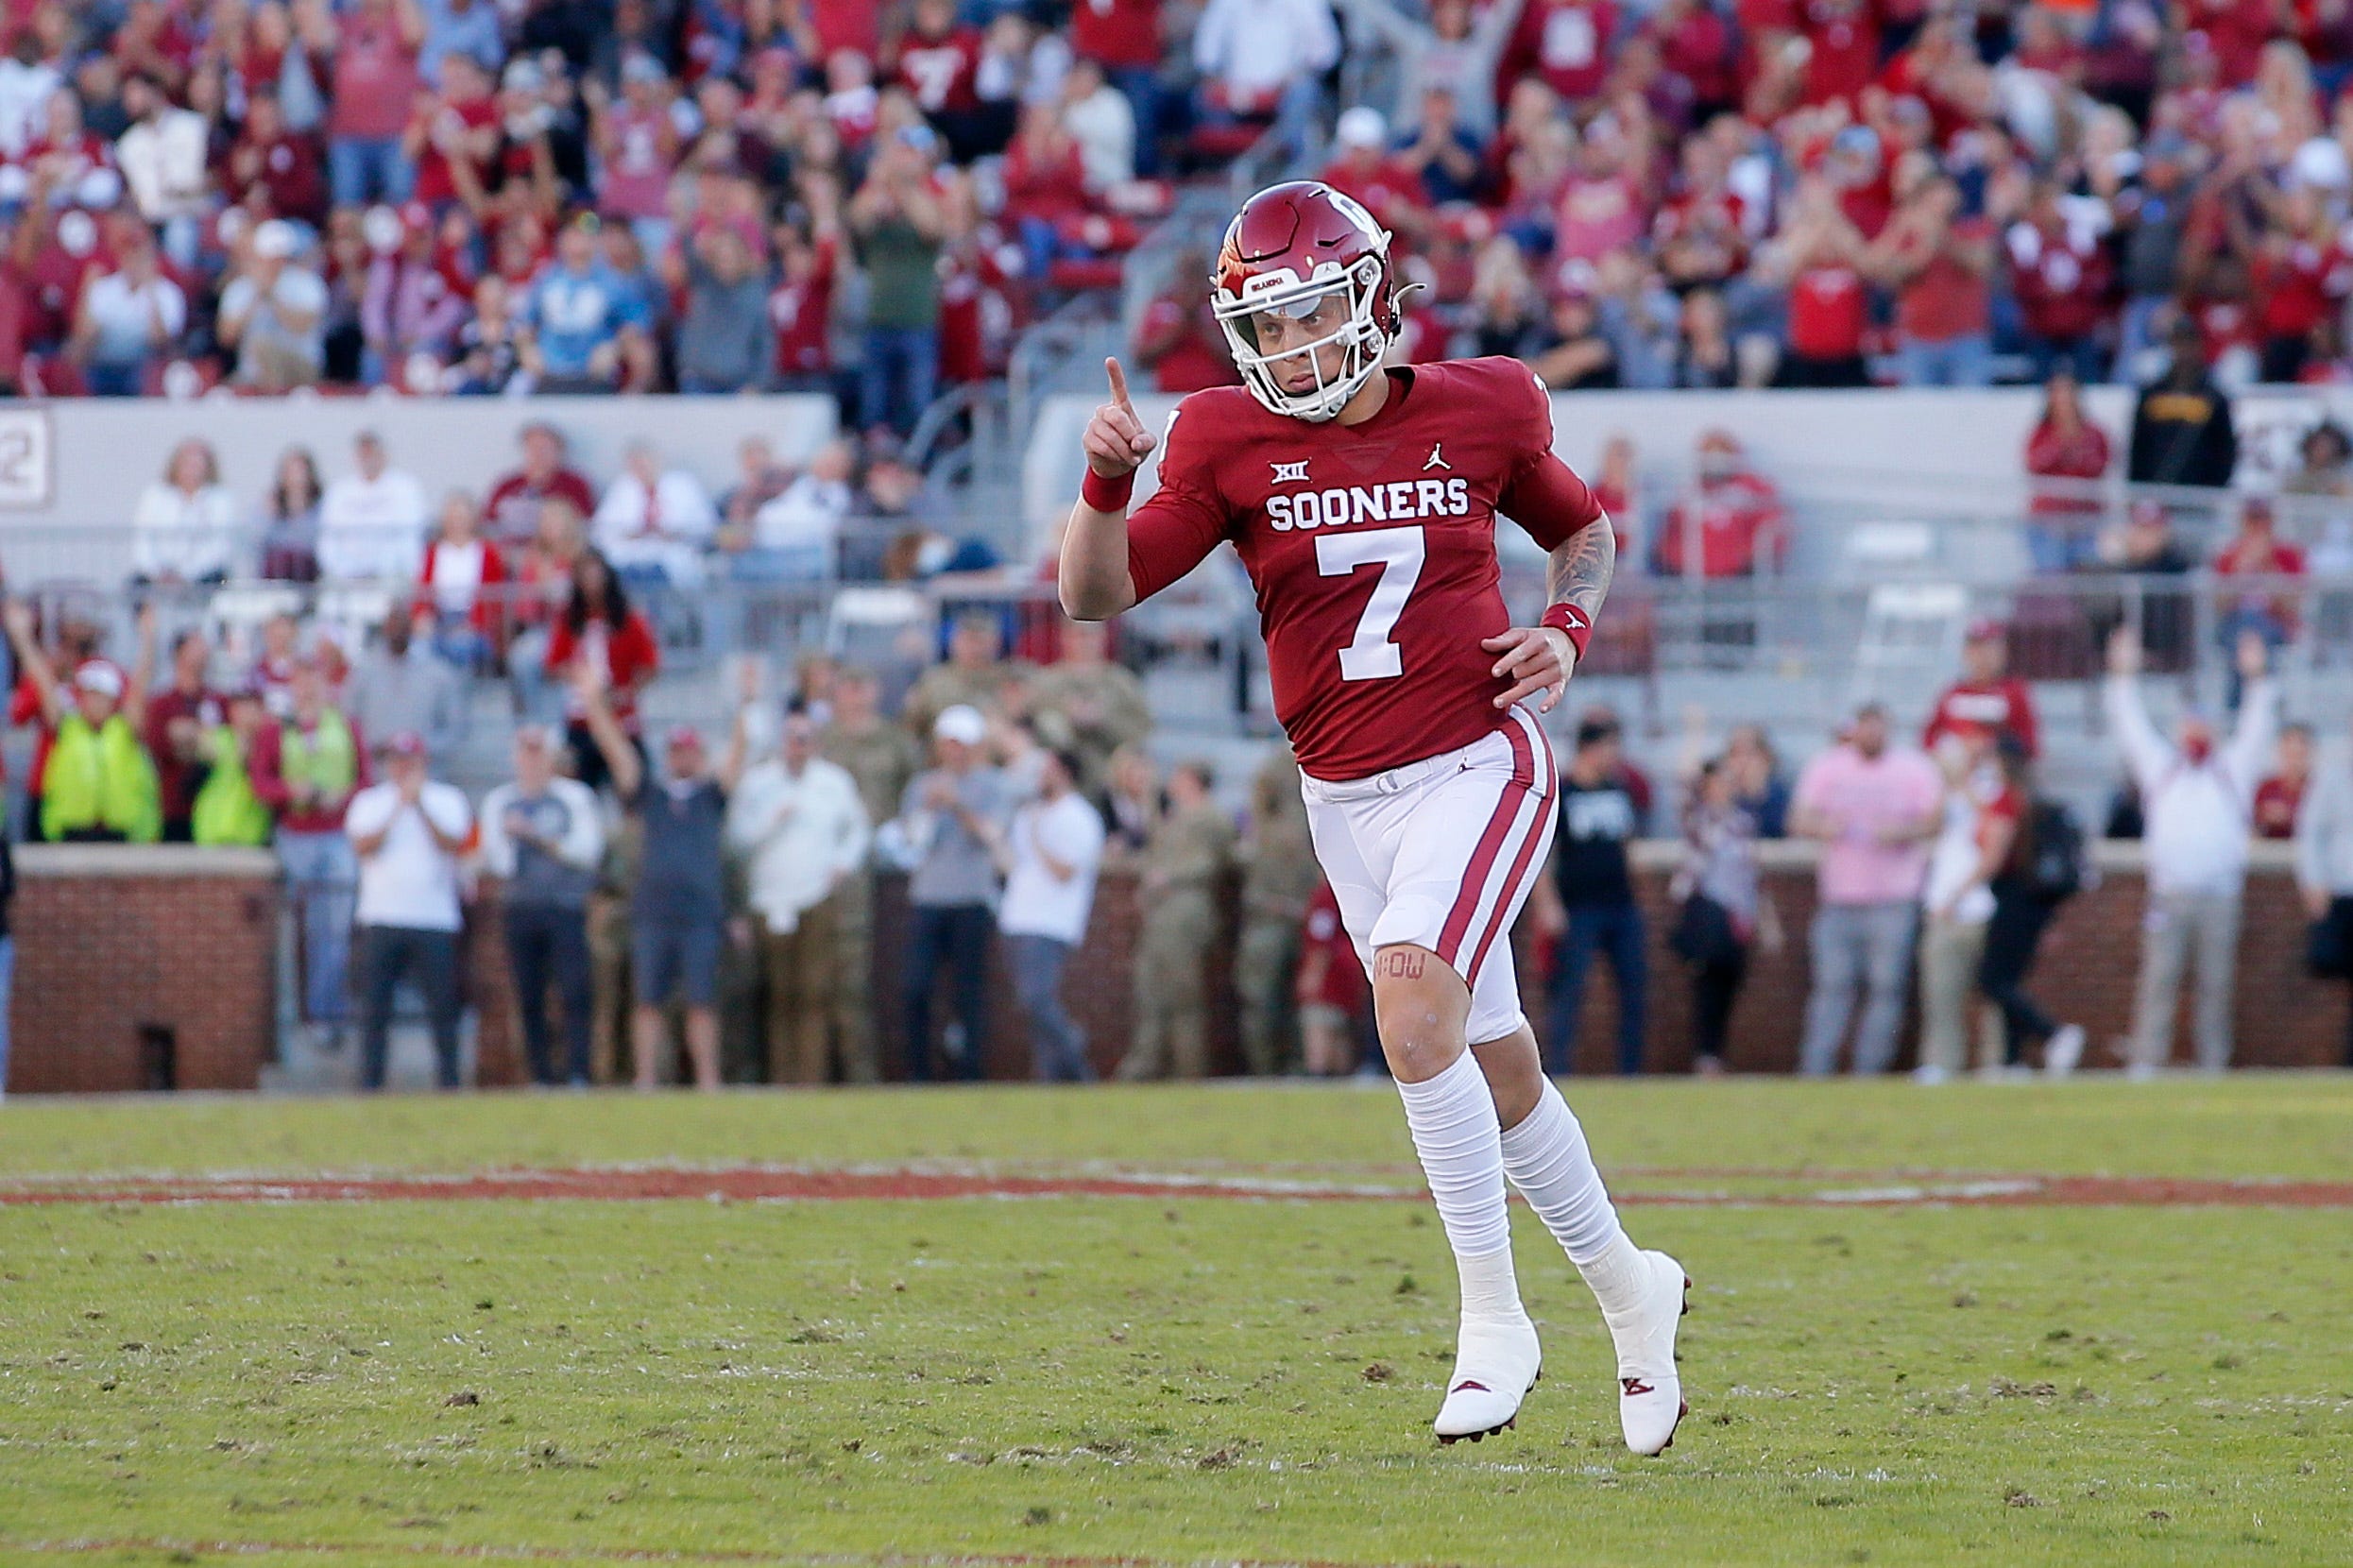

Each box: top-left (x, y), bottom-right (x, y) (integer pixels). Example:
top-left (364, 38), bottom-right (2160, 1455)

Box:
top-left (594, 439), bottom-right (717, 588)
top-left (74, 230), bottom-right (185, 396)
top-left (319, 429), bottom-right (431, 582)
top-left (743, 438), bottom-right (854, 581)
top-left (345, 731), bottom-right (474, 1090)
top-left (727, 707), bottom-right (872, 1082)
top-left (218, 221), bottom-right (329, 389)
top-left (0, 33), bottom-right (61, 161)
top-left (2106, 627), bottom-right (2277, 1076)
top-left (114, 73), bottom-right (210, 226)
top-left (996, 746), bottom-right (1107, 1082)
top-left (1190, 0), bottom-right (1338, 157)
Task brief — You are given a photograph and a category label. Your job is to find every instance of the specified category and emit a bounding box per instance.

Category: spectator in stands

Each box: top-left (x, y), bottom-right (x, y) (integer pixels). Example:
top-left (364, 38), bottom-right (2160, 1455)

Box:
top-left (130, 438), bottom-right (237, 588)
top-left (223, 88), bottom-right (332, 229)
top-left (544, 548), bottom-right (659, 790)
top-left (728, 704), bottom-right (872, 1084)
top-left (2256, 723), bottom-right (2313, 841)
top-left (714, 436), bottom-right (793, 551)
top-left (1001, 101), bottom-right (1093, 282)
top-left (2212, 497), bottom-right (2309, 664)
top-left (1656, 431), bottom-right (1785, 579)
top-left (891, 704), bottom-right (1014, 1082)
top-left (593, 438), bottom-right (717, 588)
top-left (360, 202), bottom-right (469, 382)
top-left (450, 273), bottom-right (527, 392)
top-left (1530, 285), bottom-right (1620, 390)
top-left (2108, 628), bottom-right (2276, 1077)
top-left (1061, 57), bottom-right (1136, 193)
top-left (1972, 734), bottom-right (2086, 1075)
top-left (2023, 371), bottom-right (2112, 573)
top-left (318, 0), bottom-right (427, 208)
top-left (739, 438), bottom-right (853, 582)
top-left (1914, 726), bottom-right (2014, 1083)
top-left (1530, 719), bottom-right (1648, 1076)
top-left (1295, 878), bottom-right (1367, 1076)
top-left (190, 685), bottom-right (280, 848)
top-left (114, 73), bottom-right (208, 240)
top-left (2295, 717), bottom-right (2353, 1064)
top-left (996, 745), bottom-right (1107, 1082)
top-left (767, 199), bottom-right (840, 393)
top-left (1191, 0), bottom-right (1339, 160)
top-left (259, 447), bottom-right (325, 582)
top-left (479, 723), bottom-right (605, 1087)
top-left (1869, 171), bottom-right (1992, 387)
top-left (71, 222), bottom-right (182, 396)
top-left (1133, 247), bottom-right (1238, 393)
top-left (346, 730), bottom-right (471, 1090)
top-left (522, 213), bottom-right (647, 392)
top-left (256, 656), bottom-right (368, 1046)
top-left (1027, 617), bottom-right (1151, 789)
top-left (4, 604), bottom-right (162, 844)
top-left (904, 609), bottom-right (1028, 736)
top-left (1792, 703), bottom-right (1942, 1076)
top-left (1924, 620), bottom-right (2039, 759)
top-left (218, 220), bottom-right (330, 390)
top-left (345, 604), bottom-right (467, 766)
top-left (1118, 758), bottom-right (1236, 1081)
top-left (1724, 723), bottom-right (1789, 839)
top-left (145, 629), bottom-right (216, 843)
top-left (1070, 0), bottom-right (1165, 174)
top-left (1338, 0), bottom-right (1527, 141)
top-left (848, 124), bottom-right (947, 437)
top-left (318, 428), bottom-right (430, 581)
top-left (573, 658), bottom-right (745, 1091)
top-left (2128, 319), bottom-right (2239, 489)
top-left (675, 227), bottom-right (775, 394)
top-left (1234, 743), bottom-right (1317, 1077)
top-left (1670, 756), bottom-right (1772, 1077)
top-left (585, 51), bottom-right (679, 252)
top-left (2006, 180), bottom-right (2114, 383)
top-left (484, 422), bottom-right (596, 548)
top-left (416, 489), bottom-right (507, 671)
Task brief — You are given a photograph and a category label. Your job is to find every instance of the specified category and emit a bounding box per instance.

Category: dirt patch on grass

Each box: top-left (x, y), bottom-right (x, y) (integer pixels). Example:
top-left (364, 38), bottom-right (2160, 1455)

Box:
top-left (1, 1167), bottom-right (2348, 1207)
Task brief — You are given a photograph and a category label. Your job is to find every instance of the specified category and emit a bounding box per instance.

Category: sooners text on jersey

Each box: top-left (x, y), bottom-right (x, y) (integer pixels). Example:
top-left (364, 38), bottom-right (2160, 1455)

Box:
top-left (1126, 357), bottom-right (1599, 782)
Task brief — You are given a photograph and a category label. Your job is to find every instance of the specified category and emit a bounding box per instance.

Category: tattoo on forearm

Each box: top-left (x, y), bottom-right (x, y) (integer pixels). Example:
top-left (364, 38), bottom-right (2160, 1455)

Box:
top-left (1373, 949), bottom-right (1426, 981)
top-left (1549, 516), bottom-right (1615, 623)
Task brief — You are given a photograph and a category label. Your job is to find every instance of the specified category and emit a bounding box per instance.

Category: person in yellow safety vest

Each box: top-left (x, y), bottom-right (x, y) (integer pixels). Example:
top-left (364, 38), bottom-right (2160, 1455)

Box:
top-left (190, 685), bottom-right (280, 847)
top-left (2, 590), bottom-right (163, 843)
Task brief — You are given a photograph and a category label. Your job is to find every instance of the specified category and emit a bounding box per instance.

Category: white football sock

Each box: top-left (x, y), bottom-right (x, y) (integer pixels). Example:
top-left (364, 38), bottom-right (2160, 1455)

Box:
top-left (1395, 1050), bottom-right (1523, 1322)
top-left (1498, 1080), bottom-right (1647, 1318)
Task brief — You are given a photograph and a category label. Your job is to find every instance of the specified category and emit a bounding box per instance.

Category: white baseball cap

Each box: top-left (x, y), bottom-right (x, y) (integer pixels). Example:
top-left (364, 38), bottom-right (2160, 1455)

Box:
top-left (932, 705), bottom-right (988, 746)
top-left (1336, 107), bottom-right (1388, 149)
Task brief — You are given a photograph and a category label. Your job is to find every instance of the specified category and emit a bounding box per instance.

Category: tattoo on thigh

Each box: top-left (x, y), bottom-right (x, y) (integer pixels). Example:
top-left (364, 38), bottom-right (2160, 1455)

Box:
top-left (1374, 949), bottom-right (1427, 981)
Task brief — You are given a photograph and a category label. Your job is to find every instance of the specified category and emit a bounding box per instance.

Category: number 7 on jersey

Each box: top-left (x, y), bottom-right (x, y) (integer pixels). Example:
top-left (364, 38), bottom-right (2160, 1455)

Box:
top-left (1317, 526), bottom-right (1425, 682)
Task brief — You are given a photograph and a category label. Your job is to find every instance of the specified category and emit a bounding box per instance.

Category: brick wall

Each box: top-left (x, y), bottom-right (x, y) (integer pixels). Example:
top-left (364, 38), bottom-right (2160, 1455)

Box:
top-left (9, 841), bottom-right (2345, 1096)
top-left (8, 846), bottom-right (280, 1094)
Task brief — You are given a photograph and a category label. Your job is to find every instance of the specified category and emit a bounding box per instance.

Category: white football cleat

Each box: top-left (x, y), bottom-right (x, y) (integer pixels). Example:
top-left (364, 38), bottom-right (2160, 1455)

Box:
top-left (2044, 1023), bottom-right (2085, 1077)
top-left (1433, 1312), bottom-right (1542, 1444)
top-left (1606, 1250), bottom-right (1690, 1456)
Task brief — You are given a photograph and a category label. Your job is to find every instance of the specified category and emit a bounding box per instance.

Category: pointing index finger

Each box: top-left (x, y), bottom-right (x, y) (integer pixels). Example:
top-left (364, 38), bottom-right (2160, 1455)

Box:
top-left (1105, 356), bottom-right (1134, 412)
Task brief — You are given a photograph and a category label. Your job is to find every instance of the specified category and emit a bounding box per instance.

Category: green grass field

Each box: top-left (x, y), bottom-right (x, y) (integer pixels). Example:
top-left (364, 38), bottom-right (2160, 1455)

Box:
top-left (3, 1078), bottom-right (2350, 1567)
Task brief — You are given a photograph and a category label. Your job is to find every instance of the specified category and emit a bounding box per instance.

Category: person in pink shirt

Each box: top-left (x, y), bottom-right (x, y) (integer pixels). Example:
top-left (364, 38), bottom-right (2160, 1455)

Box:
top-left (1790, 703), bottom-right (1942, 1075)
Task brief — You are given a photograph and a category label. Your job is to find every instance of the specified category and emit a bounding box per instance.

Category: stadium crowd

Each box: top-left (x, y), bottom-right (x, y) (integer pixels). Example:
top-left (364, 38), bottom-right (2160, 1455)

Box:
top-left (5, 540), bottom-right (2346, 1096)
top-left (0, 0), bottom-right (1195, 431)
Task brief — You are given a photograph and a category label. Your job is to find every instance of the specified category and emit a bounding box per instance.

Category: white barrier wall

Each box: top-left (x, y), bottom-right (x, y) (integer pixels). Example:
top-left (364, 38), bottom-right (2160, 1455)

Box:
top-left (0, 394), bottom-right (839, 531)
top-left (1020, 380), bottom-right (2353, 551)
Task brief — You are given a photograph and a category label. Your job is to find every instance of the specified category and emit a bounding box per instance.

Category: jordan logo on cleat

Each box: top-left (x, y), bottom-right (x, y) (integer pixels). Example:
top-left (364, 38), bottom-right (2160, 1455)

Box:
top-left (1621, 1377), bottom-right (1655, 1396)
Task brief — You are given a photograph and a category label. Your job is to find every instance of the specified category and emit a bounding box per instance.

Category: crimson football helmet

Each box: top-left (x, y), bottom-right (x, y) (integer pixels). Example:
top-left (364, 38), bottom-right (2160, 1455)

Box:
top-left (1211, 180), bottom-right (1402, 422)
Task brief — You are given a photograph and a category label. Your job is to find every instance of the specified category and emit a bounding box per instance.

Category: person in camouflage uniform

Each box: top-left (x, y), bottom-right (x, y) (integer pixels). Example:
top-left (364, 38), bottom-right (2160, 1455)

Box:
top-left (1117, 758), bottom-right (1236, 1081)
top-left (813, 665), bottom-right (922, 1083)
top-left (901, 611), bottom-right (1032, 739)
top-left (1233, 741), bottom-right (1318, 1075)
top-left (1025, 616), bottom-right (1152, 791)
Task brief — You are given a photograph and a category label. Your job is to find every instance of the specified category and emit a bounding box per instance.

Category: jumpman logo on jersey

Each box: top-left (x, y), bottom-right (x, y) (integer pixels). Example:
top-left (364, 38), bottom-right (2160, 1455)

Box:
top-left (1423, 443), bottom-right (1451, 472)
top-left (1270, 460), bottom-right (1312, 485)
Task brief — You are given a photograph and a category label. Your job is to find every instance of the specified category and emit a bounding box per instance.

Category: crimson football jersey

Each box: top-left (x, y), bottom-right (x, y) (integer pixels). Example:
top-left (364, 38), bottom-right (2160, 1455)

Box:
top-left (1127, 358), bottom-right (1599, 782)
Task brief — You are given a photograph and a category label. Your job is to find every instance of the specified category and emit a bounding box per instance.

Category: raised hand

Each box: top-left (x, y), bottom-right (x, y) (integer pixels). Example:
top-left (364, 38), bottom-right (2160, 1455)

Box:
top-left (1082, 357), bottom-right (1156, 482)
top-left (2106, 623), bottom-right (2143, 677)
